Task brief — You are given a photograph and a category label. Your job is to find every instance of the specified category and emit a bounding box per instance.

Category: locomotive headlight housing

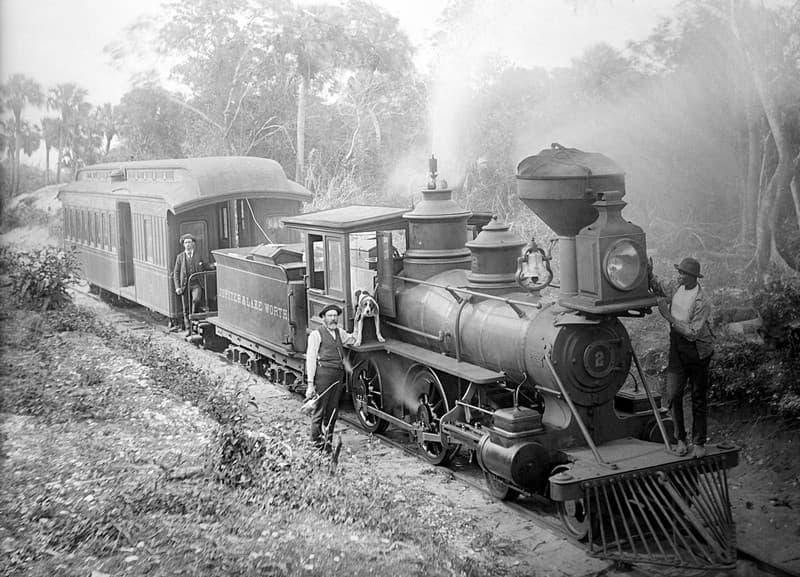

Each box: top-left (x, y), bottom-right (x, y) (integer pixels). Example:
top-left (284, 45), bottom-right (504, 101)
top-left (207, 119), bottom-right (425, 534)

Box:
top-left (603, 239), bottom-right (644, 291)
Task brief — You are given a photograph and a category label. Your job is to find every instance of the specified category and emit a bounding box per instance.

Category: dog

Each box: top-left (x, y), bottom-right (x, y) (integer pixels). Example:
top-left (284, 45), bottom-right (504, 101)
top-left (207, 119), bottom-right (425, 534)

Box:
top-left (353, 289), bottom-right (385, 346)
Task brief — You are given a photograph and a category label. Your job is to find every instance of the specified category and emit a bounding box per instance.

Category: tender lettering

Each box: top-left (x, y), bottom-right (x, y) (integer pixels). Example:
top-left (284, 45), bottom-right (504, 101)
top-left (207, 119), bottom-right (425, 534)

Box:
top-left (219, 288), bottom-right (288, 320)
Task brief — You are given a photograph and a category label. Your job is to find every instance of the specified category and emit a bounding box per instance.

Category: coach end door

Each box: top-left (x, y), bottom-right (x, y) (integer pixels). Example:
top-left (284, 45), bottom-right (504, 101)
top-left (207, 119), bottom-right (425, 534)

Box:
top-left (117, 202), bottom-right (135, 289)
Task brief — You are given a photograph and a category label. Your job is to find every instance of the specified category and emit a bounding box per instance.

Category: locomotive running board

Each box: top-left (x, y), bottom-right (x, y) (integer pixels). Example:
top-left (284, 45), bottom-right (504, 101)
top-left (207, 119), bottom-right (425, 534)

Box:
top-left (551, 442), bottom-right (739, 569)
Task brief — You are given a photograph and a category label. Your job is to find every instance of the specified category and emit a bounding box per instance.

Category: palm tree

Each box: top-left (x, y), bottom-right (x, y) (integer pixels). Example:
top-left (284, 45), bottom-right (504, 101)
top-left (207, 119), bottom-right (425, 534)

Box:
top-left (41, 117), bottom-right (59, 185)
top-left (2, 74), bottom-right (44, 196)
top-left (47, 83), bottom-right (88, 183)
top-left (95, 103), bottom-right (117, 156)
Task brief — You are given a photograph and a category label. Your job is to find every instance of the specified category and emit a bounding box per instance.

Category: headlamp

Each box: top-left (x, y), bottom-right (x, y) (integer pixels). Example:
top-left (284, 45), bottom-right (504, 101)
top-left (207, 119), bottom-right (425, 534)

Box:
top-left (604, 239), bottom-right (643, 291)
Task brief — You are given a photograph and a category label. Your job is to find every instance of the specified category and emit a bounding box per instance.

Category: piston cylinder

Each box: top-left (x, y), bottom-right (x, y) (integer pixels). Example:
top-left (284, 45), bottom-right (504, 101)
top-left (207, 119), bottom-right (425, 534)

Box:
top-left (477, 436), bottom-right (550, 491)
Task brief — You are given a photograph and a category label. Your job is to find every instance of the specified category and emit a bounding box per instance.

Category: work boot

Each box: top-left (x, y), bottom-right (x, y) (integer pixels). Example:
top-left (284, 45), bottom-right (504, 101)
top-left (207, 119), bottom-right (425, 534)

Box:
top-left (693, 444), bottom-right (706, 459)
top-left (675, 440), bottom-right (688, 456)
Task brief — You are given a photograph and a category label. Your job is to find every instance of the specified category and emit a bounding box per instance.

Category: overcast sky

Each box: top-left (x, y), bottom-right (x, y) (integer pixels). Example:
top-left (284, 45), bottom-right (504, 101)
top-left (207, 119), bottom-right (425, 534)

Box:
top-left (1, 0), bottom-right (682, 106)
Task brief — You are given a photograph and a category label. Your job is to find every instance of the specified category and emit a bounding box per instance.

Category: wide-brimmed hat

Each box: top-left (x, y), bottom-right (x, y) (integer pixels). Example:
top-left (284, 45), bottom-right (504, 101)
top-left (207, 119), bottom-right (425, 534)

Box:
top-left (319, 304), bottom-right (342, 317)
top-left (674, 257), bottom-right (703, 278)
top-left (180, 233), bottom-right (196, 243)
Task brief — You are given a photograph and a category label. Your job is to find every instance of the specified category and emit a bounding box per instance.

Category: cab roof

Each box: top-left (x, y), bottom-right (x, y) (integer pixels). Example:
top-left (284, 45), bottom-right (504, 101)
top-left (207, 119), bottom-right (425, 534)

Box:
top-left (282, 205), bottom-right (410, 234)
top-left (59, 156), bottom-right (313, 214)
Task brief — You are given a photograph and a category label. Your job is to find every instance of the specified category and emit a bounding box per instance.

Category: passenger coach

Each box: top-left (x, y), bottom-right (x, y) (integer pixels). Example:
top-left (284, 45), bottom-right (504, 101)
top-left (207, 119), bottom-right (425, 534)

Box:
top-left (59, 156), bottom-right (313, 326)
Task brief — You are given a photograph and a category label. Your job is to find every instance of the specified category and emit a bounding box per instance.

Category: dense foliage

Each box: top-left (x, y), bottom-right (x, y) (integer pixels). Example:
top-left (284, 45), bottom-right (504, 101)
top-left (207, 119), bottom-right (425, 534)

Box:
top-left (4, 245), bottom-right (81, 310)
top-left (710, 275), bottom-right (800, 420)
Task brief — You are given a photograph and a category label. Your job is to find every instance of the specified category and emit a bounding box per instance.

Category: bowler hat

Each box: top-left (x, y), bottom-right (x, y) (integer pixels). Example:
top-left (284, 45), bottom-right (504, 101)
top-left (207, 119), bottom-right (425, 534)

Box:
top-left (180, 233), bottom-right (196, 243)
top-left (674, 257), bottom-right (703, 278)
top-left (319, 304), bottom-right (342, 317)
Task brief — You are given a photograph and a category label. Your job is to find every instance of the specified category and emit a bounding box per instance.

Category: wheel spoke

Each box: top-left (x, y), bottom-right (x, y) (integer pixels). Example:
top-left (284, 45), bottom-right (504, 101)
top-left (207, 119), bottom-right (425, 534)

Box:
top-left (351, 358), bottom-right (388, 434)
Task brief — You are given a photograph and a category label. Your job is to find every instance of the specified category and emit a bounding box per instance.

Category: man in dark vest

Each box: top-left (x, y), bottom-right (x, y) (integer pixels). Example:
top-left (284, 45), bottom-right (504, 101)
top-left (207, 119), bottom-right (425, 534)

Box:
top-left (173, 233), bottom-right (206, 333)
top-left (305, 304), bottom-right (357, 451)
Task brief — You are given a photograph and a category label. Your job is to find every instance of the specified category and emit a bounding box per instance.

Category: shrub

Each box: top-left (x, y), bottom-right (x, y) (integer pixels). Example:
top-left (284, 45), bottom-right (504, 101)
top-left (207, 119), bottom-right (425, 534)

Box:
top-left (752, 272), bottom-right (800, 350)
top-left (6, 246), bottom-right (82, 310)
top-left (711, 339), bottom-right (800, 419)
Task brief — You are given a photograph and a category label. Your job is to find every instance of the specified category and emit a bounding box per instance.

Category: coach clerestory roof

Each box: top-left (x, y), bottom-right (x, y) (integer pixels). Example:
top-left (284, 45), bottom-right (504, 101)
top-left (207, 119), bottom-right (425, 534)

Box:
top-left (60, 156), bottom-right (313, 214)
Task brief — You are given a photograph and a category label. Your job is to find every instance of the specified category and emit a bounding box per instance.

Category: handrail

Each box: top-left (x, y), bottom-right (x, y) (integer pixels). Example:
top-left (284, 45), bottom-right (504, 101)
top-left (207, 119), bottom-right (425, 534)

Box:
top-left (187, 269), bottom-right (217, 313)
top-left (630, 348), bottom-right (672, 452)
top-left (395, 275), bottom-right (543, 315)
top-left (383, 320), bottom-right (445, 342)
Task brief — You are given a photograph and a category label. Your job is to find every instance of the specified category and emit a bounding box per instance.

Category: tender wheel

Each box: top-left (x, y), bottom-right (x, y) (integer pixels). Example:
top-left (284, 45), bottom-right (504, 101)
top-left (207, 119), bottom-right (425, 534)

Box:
top-left (350, 358), bottom-right (388, 434)
top-left (411, 367), bottom-right (458, 465)
top-left (484, 471), bottom-right (519, 501)
top-left (557, 498), bottom-right (592, 541)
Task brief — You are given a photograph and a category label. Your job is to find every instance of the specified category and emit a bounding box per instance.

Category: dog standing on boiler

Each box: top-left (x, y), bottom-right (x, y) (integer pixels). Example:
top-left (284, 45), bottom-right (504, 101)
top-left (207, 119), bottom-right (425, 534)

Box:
top-left (353, 289), bottom-right (385, 346)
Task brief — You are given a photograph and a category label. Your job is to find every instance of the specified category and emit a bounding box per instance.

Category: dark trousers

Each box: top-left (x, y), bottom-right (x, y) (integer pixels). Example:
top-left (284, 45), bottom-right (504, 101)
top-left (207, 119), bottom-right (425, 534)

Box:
top-left (311, 366), bottom-right (344, 449)
top-left (666, 331), bottom-right (711, 446)
top-left (181, 285), bottom-right (203, 325)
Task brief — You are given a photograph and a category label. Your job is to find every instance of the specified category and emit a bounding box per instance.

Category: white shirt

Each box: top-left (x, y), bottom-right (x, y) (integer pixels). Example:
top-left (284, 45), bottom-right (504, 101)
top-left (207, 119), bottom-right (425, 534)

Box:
top-left (305, 326), bottom-right (356, 385)
top-left (671, 285), bottom-right (699, 323)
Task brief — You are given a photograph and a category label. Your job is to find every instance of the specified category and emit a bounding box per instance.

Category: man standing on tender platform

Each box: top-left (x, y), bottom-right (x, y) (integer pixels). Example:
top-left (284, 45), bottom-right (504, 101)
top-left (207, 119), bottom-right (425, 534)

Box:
top-left (305, 304), bottom-right (357, 451)
top-left (649, 257), bottom-right (715, 459)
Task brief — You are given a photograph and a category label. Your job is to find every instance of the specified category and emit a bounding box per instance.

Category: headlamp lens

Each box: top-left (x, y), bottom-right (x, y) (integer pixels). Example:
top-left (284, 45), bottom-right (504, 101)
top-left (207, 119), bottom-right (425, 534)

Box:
top-left (605, 240), bottom-right (642, 290)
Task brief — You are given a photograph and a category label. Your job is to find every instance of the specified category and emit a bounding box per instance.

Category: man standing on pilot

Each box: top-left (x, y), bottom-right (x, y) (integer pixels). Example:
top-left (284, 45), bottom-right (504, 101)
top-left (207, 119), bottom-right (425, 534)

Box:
top-left (649, 257), bottom-right (715, 459)
top-left (305, 304), bottom-right (357, 451)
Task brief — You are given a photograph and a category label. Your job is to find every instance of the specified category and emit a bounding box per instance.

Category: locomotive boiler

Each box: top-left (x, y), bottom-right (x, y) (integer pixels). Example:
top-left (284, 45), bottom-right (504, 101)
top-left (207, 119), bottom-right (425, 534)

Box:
top-left (201, 145), bottom-right (739, 570)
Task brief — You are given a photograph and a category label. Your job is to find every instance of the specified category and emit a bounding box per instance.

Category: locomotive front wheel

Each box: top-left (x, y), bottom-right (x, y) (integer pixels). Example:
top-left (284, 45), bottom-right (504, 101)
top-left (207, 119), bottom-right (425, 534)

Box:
top-left (557, 498), bottom-right (592, 541)
top-left (484, 471), bottom-right (519, 501)
top-left (350, 359), bottom-right (388, 434)
top-left (411, 367), bottom-right (458, 465)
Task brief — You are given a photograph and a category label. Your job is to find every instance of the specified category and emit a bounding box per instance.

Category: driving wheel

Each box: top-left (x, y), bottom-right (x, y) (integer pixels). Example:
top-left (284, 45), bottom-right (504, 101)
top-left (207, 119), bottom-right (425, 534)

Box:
top-left (350, 358), bottom-right (388, 434)
top-left (411, 367), bottom-right (458, 465)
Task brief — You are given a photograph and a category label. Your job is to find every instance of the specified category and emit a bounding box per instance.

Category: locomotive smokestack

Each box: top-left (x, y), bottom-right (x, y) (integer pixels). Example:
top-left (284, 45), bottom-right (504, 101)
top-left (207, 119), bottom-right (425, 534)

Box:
top-left (516, 144), bottom-right (626, 297)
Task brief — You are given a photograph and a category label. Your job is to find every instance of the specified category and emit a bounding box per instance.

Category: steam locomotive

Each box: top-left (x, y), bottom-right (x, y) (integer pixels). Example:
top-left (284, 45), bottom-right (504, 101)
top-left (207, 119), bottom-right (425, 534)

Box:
top-left (194, 145), bottom-right (739, 570)
top-left (65, 147), bottom-right (740, 569)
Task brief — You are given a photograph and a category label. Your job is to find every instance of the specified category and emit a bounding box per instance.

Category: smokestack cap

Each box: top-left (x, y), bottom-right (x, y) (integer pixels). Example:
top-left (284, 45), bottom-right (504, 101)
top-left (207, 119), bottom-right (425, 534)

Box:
top-left (516, 144), bottom-right (626, 236)
top-left (516, 143), bottom-right (625, 184)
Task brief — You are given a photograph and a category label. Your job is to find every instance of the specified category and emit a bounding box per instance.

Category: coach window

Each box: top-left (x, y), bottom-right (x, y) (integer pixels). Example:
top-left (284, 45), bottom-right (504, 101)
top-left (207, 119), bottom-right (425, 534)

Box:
top-left (95, 213), bottom-right (101, 247)
top-left (143, 218), bottom-right (153, 263)
top-left (109, 215), bottom-right (117, 252)
top-left (219, 206), bottom-right (229, 242)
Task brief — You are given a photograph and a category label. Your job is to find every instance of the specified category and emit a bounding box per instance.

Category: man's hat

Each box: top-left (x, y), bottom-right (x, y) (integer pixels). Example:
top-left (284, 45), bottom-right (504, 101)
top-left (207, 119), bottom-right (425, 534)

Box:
top-left (180, 233), bottom-right (196, 243)
top-left (674, 257), bottom-right (703, 278)
top-left (319, 304), bottom-right (342, 317)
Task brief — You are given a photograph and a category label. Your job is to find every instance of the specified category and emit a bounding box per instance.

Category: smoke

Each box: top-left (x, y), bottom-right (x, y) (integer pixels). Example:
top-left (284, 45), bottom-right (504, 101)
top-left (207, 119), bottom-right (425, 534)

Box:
top-left (422, 0), bottom-right (682, 190)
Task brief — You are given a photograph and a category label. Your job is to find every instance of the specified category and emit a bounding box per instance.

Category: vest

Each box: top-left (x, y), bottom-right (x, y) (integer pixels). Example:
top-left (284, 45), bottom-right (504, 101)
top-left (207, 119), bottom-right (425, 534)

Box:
top-left (317, 327), bottom-right (344, 369)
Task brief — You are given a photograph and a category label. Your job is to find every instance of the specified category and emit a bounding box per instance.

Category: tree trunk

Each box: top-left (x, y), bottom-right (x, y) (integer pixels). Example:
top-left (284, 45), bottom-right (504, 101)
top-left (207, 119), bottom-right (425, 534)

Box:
top-left (295, 74), bottom-right (307, 184)
top-left (742, 99), bottom-right (761, 244)
top-left (13, 140), bottom-right (21, 196)
top-left (45, 146), bottom-right (51, 185)
top-left (729, 2), bottom-right (794, 275)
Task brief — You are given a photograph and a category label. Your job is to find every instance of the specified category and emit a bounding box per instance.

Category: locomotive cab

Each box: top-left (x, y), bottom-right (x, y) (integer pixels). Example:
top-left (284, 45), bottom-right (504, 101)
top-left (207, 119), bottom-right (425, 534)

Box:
top-left (282, 205), bottom-right (410, 334)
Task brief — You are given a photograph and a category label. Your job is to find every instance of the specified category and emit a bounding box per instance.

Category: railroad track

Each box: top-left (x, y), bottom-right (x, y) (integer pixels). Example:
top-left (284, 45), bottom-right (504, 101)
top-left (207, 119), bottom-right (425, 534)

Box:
top-left (92, 293), bottom-right (796, 577)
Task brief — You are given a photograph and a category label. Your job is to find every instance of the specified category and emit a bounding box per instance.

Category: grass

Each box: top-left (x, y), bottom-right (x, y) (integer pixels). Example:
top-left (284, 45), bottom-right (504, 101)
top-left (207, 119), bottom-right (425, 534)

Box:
top-left (0, 301), bottom-right (520, 577)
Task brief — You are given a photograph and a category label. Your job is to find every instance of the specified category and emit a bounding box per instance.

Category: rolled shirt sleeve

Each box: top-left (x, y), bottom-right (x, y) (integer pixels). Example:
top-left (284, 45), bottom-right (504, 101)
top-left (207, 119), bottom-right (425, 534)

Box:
top-left (305, 330), bottom-right (322, 385)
